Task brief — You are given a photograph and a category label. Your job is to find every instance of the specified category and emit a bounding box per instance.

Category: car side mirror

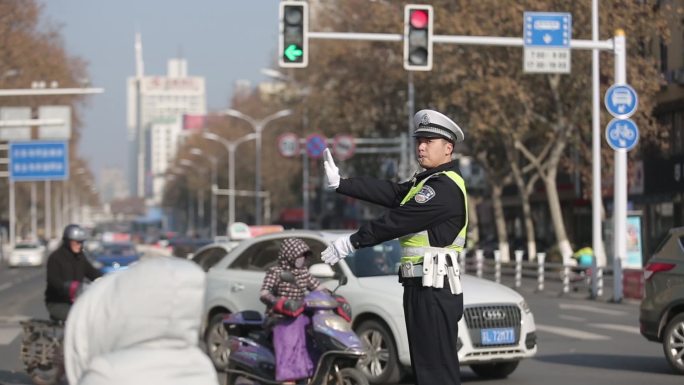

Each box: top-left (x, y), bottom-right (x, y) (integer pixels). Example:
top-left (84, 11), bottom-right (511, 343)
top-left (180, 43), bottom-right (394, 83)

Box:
top-left (309, 263), bottom-right (335, 279)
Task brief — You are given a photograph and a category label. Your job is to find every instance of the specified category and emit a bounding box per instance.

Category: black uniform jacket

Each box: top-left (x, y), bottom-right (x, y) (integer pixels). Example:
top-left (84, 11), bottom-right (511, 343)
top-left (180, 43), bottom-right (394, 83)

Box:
top-left (336, 160), bottom-right (467, 250)
top-left (44, 244), bottom-right (103, 304)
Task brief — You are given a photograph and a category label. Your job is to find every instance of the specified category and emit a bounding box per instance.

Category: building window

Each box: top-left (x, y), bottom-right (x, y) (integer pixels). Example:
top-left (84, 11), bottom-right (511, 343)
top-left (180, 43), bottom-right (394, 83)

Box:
top-left (674, 111), bottom-right (684, 156)
top-left (660, 38), bottom-right (668, 74)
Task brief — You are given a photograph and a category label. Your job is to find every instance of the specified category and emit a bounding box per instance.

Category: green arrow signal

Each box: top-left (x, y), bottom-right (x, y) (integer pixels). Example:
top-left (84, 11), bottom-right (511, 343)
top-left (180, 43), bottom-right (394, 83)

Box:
top-left (284, 44), bottom-right (303, 61)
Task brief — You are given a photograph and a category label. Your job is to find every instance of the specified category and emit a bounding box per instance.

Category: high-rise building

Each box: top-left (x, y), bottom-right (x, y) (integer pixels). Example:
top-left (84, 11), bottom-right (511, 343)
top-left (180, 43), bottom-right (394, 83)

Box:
top-left (99, 167), bottom-right (129, 204)
top-left (147, 117), bottom-right (182, 204)
top-left (127, 57), bottom-right (206, 200)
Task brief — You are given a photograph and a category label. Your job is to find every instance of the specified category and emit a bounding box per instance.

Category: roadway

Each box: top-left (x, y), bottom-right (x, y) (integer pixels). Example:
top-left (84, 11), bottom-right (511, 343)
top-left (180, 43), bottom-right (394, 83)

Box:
top-left (0, 256), bottom-right (680, 385)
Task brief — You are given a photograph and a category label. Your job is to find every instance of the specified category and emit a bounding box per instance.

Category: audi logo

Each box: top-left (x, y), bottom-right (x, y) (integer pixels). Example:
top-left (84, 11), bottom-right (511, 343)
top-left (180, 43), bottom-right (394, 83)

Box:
top-left (482, 309), bottom-right (506, 320)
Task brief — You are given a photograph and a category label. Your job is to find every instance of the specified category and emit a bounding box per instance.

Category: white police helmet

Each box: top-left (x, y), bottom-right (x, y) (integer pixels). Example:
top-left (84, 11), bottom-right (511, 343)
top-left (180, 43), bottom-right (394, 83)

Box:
top-left (413, 109), bottom-right (464, 143)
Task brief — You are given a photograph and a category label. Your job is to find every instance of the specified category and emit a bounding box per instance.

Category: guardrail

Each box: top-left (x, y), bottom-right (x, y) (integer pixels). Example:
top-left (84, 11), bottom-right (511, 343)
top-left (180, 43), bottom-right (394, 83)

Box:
top-left (459, 250), bottom-right (613, 298)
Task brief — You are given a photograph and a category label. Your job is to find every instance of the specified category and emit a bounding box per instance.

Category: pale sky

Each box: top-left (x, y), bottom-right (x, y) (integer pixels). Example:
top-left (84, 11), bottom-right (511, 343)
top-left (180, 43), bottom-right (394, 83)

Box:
top-left (42, 0), bottom-right (281, 185)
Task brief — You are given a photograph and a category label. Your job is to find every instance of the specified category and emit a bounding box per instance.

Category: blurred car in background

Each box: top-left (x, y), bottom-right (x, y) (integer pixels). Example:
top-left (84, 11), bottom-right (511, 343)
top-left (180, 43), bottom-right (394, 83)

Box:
top-left (202, 230), bottom-right (537, 383)
top-left (168, 237), bottom-right (213, 259)
top-left (90, 242), bottom-right (142, 274)
top-left (640, 226), bottom-right (684, 374)
top-left (6, 241), bottom-right (46, 267)
top-left (190, 241), bottom-right (241, 272)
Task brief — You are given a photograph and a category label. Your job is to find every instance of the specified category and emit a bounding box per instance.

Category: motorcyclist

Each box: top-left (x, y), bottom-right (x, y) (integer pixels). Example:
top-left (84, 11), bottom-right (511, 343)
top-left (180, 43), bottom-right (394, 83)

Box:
top-left (44, 224), bottom-right (102, 321)
top-left (259, 238), bottom-right (321, 384)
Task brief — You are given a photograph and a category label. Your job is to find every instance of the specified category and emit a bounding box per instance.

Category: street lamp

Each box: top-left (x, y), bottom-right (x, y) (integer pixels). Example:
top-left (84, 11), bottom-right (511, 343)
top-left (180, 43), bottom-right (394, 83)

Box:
top-left (221, 108), bottom-right (292, 224)
top-left (202, 131), bottom-right (257, 229)
top-left (190, 148), bottom-right (218, 239)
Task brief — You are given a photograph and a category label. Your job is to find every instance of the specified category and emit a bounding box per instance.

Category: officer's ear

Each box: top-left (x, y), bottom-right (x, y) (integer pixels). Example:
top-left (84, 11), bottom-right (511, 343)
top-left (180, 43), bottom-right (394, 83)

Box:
top-left (444, 140), bottom-right (454, 155)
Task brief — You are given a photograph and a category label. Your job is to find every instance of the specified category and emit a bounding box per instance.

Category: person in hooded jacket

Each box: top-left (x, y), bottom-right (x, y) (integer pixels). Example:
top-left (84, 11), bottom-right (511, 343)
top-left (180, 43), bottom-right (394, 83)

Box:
top-left (44, 224), bottom-right (102, 321)
top-left (63, 256), bottom-right (218, 385)
top-left (259, 238), bottom-right (321, 384)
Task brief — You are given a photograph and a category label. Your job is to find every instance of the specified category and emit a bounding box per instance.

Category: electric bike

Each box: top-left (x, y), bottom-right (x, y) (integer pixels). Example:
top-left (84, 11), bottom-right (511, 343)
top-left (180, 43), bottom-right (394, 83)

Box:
top-left (223, 276), bottom-right (368, 385)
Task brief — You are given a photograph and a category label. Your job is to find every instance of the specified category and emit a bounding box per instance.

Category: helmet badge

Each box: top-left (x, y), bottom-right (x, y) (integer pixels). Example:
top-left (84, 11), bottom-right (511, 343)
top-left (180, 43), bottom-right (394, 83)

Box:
top-left (420, 113), bottom-right (430, 127)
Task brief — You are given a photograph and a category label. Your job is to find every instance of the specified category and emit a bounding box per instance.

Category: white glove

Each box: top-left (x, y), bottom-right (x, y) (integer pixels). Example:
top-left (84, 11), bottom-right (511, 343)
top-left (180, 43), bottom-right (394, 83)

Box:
top-left (321, 235), bottom-right (355, 265)
top-left (323, 148), bottom-right (340, 190)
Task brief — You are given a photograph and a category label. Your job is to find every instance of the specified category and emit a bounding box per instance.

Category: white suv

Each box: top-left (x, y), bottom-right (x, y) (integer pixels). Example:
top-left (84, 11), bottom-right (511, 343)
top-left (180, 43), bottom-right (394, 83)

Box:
top-left (200, 230), bottom-right (537, 383)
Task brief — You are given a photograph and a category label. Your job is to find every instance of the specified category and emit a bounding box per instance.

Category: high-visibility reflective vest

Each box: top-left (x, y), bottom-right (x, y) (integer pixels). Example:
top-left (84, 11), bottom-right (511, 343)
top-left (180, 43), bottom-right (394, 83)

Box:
top-left (399, 171), bottom-right (468, 264)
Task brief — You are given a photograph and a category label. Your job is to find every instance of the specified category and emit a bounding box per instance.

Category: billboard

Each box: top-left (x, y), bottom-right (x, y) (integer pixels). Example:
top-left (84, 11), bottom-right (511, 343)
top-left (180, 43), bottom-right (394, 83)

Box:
top-left (625, 215), bottom-right (643, 269)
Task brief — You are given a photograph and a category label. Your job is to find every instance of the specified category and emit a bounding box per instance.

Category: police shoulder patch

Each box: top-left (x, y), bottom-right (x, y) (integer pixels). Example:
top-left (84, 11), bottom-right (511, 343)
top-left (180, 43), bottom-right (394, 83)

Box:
top-left (414, 185), bottom-right (436, 204)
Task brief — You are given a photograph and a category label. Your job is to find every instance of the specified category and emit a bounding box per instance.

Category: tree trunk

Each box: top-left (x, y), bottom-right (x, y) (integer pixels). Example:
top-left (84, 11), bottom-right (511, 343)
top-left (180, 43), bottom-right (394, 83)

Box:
top-left (491, 184), bottom-right (510, 262)
top-left (467, 195), bottom-right (480, 250)
top-left (506, 142), bottom-right (538, 262)
top-left (542, 170), bottom-right (573, 264)
top-left (513, 171), bottom-right (537, 261)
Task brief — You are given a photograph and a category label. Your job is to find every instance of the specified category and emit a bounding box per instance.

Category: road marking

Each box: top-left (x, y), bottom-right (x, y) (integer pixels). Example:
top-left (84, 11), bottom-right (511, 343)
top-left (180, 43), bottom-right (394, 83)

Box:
top-left (0, 315), bottom-right (31, 323)
top-left (589, 323), bottom-right (640, 335)
top-left (559, 303), bottom-right (627, 316)
top-left (559, 315), bottom-right (586, 322)
top-left (536, 324), bottom-right (610, 340)
top-left (0, 269), bottom-right (43, 293)
top-left (0, 326), bottom-right (21, 345)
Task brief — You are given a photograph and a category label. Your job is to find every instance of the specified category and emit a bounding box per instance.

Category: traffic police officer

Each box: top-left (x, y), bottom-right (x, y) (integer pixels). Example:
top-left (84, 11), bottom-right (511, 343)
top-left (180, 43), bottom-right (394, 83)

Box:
top-left (321, 109), bottom-right (467, 385)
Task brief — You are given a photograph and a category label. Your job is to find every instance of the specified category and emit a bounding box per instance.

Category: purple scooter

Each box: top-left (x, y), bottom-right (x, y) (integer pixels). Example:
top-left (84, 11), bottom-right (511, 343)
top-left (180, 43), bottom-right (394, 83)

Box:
top-left (222, 274), bottom-right (368, 385)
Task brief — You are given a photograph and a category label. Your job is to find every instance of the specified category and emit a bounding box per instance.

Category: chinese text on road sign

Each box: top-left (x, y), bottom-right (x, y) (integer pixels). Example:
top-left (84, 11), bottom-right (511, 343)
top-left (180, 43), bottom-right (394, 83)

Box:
top-left (10, 141), bottom-right (69, 181)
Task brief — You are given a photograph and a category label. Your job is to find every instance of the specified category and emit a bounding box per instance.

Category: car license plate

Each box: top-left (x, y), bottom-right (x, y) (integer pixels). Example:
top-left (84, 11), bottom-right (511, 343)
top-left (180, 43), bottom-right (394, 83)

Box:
top-left (481, 328), bottom-right (516, 345)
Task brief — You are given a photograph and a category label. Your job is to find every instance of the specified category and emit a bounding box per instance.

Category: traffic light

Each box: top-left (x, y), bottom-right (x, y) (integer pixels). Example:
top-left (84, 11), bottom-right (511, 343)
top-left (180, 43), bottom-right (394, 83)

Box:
top-left (279, 1), bottom-right (308, 68)
top-left (403, 4), bottom-right (433, 71)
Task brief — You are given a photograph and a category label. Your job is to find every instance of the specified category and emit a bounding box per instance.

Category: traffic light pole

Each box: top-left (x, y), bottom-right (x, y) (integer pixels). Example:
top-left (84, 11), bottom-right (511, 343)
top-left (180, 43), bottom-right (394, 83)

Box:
top-left (309, 31), bottom-right (613, 50)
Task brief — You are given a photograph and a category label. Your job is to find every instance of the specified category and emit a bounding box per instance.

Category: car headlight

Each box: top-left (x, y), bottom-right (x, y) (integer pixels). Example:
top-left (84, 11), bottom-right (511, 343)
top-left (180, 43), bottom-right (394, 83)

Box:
top-left (519, 300), bottom-right (531, 314)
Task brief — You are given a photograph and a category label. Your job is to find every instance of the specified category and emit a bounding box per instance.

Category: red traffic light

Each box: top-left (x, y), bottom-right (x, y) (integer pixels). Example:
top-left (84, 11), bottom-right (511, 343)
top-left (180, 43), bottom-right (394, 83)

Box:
top-left (410, 10), bottom-right (429, 29)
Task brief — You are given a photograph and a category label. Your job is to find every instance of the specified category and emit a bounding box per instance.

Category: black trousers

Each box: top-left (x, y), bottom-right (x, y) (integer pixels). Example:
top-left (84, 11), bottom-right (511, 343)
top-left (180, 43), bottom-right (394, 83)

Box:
top-left (46, 302), bottom-right (71, 321)
top-left (402, 277), bottom-right (464, 385)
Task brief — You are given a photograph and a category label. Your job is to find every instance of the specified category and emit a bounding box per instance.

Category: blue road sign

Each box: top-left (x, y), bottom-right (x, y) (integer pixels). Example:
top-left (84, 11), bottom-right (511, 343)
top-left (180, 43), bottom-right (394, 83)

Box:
top-left (10, 141), bottom-right (69, 181)
top-left (605, 118), bottom-right (639, 151)
top-left (306, 133), bottom-right (328, 159)
top-left (604, 84), bottom-right (638, 119)
top-left (524, 12), bottom-right (571, 48)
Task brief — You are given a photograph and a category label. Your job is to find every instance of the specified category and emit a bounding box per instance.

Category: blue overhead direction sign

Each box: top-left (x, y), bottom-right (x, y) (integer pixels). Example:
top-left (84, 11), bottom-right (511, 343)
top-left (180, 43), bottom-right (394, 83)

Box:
top-left (524, 12), bottom-right (571, 48)
top-left (305, 133), bottom-right (328, 159)
top-left (604, 84), bottom-right (638, 119)
top-left (605, 118), bottom-right (639, 151)
top-left (10, 141), bottom-right (69, 181)
top-left (523, 12), bottom-right (572, 74)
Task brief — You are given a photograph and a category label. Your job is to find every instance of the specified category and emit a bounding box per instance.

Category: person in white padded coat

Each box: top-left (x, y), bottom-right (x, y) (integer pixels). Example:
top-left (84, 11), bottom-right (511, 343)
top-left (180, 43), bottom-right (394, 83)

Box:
top-left (64, 256), bottom-right (219, 385)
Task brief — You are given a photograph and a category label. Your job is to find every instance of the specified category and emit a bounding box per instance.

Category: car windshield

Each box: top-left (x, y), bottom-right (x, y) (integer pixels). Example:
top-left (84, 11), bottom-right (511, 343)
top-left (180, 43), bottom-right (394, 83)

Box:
top-left (653, 234), bottom-right (671, 255)
top-left (98, 243), bottom-right (136, 255)
top-left (345, 240), bottom-right (402, 277)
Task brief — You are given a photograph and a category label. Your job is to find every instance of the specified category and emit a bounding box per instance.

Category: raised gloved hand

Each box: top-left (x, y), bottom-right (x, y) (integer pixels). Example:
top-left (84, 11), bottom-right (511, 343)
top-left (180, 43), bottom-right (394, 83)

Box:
top-left (273, 297), bottom-right (305, 317)
top-left (321, 235), bottom-right (355, 265)
top-left (323, 148), bottom-right (340, 190)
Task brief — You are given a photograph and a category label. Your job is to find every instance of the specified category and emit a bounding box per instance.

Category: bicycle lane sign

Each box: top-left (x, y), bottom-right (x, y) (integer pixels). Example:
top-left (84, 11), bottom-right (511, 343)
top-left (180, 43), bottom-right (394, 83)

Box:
top-left (605, 118), bottom-right (639, 151)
